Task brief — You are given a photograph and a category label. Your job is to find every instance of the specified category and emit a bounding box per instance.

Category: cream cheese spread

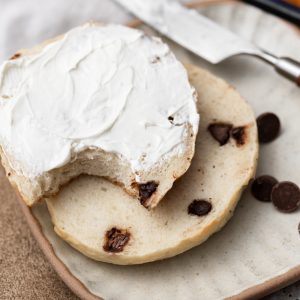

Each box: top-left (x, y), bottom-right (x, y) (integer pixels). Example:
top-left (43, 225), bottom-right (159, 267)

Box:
top-left (0, 23), bottom-right (199, 179)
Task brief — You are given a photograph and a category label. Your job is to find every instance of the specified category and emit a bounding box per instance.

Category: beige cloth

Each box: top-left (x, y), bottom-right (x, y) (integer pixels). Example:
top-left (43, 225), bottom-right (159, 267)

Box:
top-left (0, 166), bottom-right (79, 299)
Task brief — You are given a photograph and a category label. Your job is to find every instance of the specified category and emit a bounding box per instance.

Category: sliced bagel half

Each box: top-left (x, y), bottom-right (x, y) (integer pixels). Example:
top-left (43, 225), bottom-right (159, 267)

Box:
top-left (46, 64), bottom-right (258, 265)
top-left (0, 23), bottom-right (199, 208)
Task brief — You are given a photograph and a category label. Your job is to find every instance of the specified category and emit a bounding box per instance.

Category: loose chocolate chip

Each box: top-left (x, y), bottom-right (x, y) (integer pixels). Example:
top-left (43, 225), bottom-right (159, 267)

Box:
top-left (103, 227), bottom-right (130, 253)
top-left (188, 199), bottom-right (212, 216)
top-left (168, 116), bottom-right (174, 122)
top-left (271, 181), bottom-right (300, 213)
top-left (251, 175), bottom-right (278, 202)
top-left (231, 126), bottom-right (246, 146)
top-left (208, 123), bottom-right (233, 146)
top-left (138, 181), bottom-right (158, 207)
top-left (298, 223), bottom-right (300, 235)
top-left (257, 113), bottom-right (280, 143)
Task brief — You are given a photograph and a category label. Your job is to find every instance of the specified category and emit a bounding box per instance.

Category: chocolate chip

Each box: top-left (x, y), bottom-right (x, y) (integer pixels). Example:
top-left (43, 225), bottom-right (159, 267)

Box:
top-left (257, 113), bottom-right (280, 143)
top-left (298, 223), bottom-right (300, 235)
top-left (10, 53), bottom-right (21, 60)
top-left (188, 199), bottom-right (212, 216)
top-left (208, 123), bottom-right (233, 146)
top-left (271, 181), bottom-right (300, 213)
top-left (251, 175), bottom-right (278, 202)
top-left (231, 126), bottom-right (246, 146)
top-left (168, 116), bottom-right (174, 123)
top-left (138, 181), bottom-right (158, 207)
top-left (103, 227), bottom-right (130, 253)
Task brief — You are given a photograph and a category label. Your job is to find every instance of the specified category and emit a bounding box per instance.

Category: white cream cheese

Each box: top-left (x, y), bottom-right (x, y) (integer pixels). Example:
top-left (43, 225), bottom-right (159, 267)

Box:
top-left (0, 23), bottom-right (199, 179)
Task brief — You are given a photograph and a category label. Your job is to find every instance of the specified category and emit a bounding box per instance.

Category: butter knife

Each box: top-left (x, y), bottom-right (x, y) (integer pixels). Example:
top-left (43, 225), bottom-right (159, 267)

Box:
top-left (114, 0), bottom-right (300, 86)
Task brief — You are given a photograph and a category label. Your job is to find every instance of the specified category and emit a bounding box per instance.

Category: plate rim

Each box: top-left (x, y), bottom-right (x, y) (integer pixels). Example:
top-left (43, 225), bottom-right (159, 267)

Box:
top-left (17, 1), bottom-right (300, 299)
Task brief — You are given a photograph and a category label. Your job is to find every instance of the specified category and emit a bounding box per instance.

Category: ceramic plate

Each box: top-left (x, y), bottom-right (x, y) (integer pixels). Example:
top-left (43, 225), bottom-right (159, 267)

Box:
top-left (16, 1), bottom-right (300, 299)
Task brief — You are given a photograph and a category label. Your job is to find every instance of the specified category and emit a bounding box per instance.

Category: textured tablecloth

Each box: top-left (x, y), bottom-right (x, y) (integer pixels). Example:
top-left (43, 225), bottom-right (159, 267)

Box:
top-left (0, 0), bottom-right (299, 299)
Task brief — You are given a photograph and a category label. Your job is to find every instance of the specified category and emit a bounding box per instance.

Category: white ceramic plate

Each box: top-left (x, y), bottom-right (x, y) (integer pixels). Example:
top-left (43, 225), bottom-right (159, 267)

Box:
top-left (19, 1), bottom-right (300, 299)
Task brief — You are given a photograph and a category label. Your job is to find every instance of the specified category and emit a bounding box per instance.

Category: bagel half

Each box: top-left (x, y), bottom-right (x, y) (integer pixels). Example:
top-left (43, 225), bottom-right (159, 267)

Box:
top-left (46, 64), bottom-right (258, 265)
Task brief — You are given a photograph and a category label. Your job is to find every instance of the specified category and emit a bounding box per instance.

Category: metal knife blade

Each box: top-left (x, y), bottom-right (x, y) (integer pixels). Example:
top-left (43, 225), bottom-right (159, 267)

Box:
top-left (114, 0), bottom-right (259, 64)
top-left (114, 0), bottom-right (300, 85)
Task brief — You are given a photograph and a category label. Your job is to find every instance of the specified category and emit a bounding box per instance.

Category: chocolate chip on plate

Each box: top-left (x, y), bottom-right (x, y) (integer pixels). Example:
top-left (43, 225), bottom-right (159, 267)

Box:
top-left (271, 181), bottom-right (300, 213)
top-left (188, 199), bottom-right (212, 216)
top-left (256, 112), bottom-right (280, 143)
top-left (251, 175), bottom-right (278, 202)
top-left (208, 123), bottom-right (233, 146)
top-left (103, 227), bottom-right (130, 253)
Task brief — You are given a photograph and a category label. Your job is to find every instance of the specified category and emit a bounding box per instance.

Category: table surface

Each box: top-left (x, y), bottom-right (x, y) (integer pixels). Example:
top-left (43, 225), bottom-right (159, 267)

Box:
top-left (0, 0), bottom-right (299, 299)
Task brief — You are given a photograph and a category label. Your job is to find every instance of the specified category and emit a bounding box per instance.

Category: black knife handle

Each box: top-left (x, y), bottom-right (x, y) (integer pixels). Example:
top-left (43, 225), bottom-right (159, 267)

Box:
top-left (243, 0), bottom-right (300, 26)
